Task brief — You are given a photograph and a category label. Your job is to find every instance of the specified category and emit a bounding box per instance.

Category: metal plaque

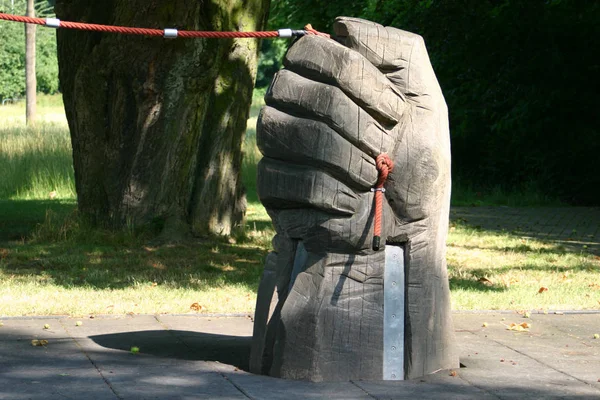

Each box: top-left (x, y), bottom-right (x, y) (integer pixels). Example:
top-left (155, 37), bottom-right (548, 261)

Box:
top-left (383, 244), bottom-right (405, 380)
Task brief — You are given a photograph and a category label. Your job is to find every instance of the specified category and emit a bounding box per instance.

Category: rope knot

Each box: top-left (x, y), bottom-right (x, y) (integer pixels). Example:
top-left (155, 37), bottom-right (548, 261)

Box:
top-left (303, 24), bottom-right (331, 38)
top-left (372, 153), bottom-right (394, 251)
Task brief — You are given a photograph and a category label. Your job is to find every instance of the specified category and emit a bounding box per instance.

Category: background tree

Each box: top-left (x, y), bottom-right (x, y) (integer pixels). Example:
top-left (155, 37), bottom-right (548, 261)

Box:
top-left (0, 0), bottom-right (58, 102)
top-left (54, 0), bottom-right (270, 236)
top-left (24, 0), bottom-right (35, 125)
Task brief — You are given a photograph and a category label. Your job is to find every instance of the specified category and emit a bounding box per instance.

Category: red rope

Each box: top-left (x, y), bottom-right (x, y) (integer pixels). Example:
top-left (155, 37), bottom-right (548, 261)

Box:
top-left (0, 12), bottom-right (45, 25)
top-left (373, 154), bottom-right (394, 251)
top-left (0, 12), bottom-right (324, 39)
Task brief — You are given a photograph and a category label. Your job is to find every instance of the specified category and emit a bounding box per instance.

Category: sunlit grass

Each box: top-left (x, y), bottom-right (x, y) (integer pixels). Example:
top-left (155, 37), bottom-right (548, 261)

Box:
top-left (447, 220), bottom-right (600, 310)
top-left (0, 94), bottom-right (67, 125)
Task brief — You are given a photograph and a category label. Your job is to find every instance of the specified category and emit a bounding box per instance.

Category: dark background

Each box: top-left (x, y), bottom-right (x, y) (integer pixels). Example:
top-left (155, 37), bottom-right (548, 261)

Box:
top-left (259, 0), bottom-right (600, 205)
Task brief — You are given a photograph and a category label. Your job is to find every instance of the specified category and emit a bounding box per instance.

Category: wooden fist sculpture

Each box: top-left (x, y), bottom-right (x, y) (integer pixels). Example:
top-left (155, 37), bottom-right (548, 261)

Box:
top-left (250, 17), bottom-right (458, 381)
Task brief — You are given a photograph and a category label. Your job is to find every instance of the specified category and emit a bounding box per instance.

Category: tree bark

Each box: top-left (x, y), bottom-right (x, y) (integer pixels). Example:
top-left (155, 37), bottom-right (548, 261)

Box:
top-left (55, 0), bottom-right (269, 235)
top-left (25, 0), bottom-right (36, 126)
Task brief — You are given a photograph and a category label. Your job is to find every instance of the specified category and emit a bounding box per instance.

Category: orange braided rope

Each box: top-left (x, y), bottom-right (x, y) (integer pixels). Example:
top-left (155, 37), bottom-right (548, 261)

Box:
top-left (372, 154), bottom-right (394, 251)
top-left (0, 12), bottom-right (329, 39)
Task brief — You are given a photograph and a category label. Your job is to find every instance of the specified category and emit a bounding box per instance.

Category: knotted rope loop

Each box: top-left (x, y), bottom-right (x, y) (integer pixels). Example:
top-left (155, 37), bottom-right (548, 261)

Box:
top-left (372, 153), bottom-right (394, 251)
top-left (303, 23), bottom-right (331, 38)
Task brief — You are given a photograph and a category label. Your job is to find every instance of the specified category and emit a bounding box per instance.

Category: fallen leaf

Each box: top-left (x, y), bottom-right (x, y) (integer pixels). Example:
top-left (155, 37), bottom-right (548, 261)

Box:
top-left (31, 339), bottom-right (49, 347)
top-left (449, 371), bottom-right (457, 377)
top-left (43, 324), bottom-right (50, 330)
top-left (0, 248), bottom-right (8, 259)
top-left (190, 302), bottom-right (203, 311)
top-left (130, 346), bottom-right (140, 354)
top-left (482, 322), bottom-right (488, 327)
top-left (593, 334), bottom-right (599, 339)
top-left (75, 321), bottom-right (83, 326)
top-left (588, 283), bottom-right (600, 290)
top-left (48, 191), bottom-right (57, 199)
top-left (478, 277), bottom-right (493, 286)
top-left (538, 287), bottom-right (549, 293)
top-left (507, 322), bottom-right (531, 331)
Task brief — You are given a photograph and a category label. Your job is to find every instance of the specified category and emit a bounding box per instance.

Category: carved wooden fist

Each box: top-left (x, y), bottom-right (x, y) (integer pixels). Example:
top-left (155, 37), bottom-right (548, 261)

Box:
top-left (251, 17), bottom-right (457, 381)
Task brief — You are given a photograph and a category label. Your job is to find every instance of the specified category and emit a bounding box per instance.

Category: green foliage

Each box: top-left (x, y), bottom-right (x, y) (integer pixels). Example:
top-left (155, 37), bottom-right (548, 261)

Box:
top-left (0, 14), bottom-right (25, 100)
top-left (0, 0), bottom-right (59, 100)
top-left (255, 39), bottom-right (287, 88)
top-left (268, 0), bottom-right (374, 34)
top-left (370, 0), bottom-right (600, 205)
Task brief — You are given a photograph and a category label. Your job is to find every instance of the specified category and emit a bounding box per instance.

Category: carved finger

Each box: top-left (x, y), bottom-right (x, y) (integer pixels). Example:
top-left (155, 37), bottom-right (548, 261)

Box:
top-left (258, 158), bottom-right (360, 216)
top-left (257, 106), bottom-right (378, 190)
top-left (334, 17), bottom-right (442, 107)
top-left (266, 69), bottom-right (398, 157)
top-left (283, 35), bottom-right (406, 126)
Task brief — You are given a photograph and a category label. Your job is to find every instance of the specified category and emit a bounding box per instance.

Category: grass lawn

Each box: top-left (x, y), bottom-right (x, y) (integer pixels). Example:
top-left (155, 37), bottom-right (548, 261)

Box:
top-left (0, 95), bottom-right (598, 316)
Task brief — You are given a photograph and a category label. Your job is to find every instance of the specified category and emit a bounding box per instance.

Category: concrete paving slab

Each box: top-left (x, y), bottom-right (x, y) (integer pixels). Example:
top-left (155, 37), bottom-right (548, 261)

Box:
top-left (454, 313), bottom-right (600, 387)
top-left (105, 368), bottom-right (246, 400)
top-left (0, 367), bottom-right (117, 400)
top-left (456, 330), bottom-right (600, 399)
top-left (0, 338), bottom-right (92, 371)
top-left (354, 374), bottom-right (498, 400)
top-left (157, 315), bottom-right (254, 337)
top-left (58, 315), bottom-right (165, 338)
top-left (224, 371), bottom-right (372, 399)
top-left (0, 318), bottom-right (70, 341)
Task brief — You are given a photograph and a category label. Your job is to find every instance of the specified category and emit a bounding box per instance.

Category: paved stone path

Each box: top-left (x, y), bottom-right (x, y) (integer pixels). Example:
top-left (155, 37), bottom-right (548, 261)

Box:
top-left (451, 206), bottom-right (600, 255)
top-left (1, 314), bottom-right (599, 399)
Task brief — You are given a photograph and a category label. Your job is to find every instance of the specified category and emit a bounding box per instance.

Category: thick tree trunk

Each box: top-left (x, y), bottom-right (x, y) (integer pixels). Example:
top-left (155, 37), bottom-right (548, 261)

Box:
top-left (55, 0), bottom-right (269, 235)
top-left (25, 0), bottom-right (36, 126)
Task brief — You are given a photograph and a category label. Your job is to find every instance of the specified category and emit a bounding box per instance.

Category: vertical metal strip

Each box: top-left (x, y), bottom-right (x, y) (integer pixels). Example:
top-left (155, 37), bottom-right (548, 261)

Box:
top-left (383, 245), bottom-right (405, 380)
top-left (288, 241), bottom-right (307, 291)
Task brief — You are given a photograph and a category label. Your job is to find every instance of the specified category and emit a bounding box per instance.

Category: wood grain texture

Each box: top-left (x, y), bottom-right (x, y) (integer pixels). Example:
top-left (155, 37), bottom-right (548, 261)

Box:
top-left (251, 17), bottom-right (457, 381)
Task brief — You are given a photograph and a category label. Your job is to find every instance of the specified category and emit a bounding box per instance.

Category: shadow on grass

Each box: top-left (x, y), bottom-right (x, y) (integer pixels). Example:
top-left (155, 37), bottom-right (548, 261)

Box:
top-left (468, 262), bottom-right (599, 277)
top-left (0, 199), bottom-right (272, 292)
top-left (0, 199), bottom-right (76, 241)
top-left (449, 207), bottom-right (600, 256)
top-left (448, 242), bottom-right (573, 256)
top-left (448, 276), bottom-right (508, 293)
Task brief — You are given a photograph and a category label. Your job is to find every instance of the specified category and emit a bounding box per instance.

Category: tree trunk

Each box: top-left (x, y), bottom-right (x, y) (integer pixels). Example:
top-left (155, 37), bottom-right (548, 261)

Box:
top-left (25, 0), bottom-right (36, 126)
top-left (55, 0), bottom-right (269, 236)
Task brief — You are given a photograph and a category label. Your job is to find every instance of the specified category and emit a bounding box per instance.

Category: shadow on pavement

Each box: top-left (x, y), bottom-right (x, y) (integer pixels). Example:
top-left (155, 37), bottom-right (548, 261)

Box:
top-left (90, 330), bottom-right (252, 371)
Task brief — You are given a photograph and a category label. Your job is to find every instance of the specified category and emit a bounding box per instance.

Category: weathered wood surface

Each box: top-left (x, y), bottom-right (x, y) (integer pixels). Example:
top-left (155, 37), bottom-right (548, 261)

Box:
top-left (251, 17), bottom-right (457, 381)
